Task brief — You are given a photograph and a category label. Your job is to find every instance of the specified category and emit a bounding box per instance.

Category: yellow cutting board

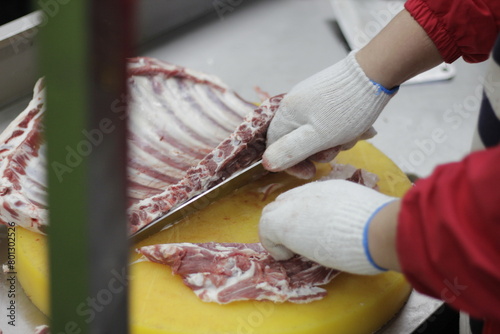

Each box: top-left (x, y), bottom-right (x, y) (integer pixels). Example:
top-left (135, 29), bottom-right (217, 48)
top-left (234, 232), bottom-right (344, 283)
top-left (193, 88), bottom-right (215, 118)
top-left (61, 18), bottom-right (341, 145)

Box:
top-left (16, 141), bottom-right (413, 333)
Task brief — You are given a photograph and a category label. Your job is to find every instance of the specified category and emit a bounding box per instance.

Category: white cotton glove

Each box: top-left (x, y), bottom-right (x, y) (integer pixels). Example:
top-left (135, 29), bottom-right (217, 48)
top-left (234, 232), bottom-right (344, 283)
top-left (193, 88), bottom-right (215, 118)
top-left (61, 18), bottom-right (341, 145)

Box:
top-left (259, 179), bottom-right (395, 275)
top-left (263, 51), bottom-right (398, 177)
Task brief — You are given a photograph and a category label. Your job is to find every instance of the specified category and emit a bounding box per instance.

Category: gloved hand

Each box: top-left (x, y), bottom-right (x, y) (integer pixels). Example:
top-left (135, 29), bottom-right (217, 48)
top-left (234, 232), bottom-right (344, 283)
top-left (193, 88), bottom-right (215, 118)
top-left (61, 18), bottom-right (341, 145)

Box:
top-left (263, 51), bottom-right (398, 179)
top-left (259, 179), bottom-right (395, 275)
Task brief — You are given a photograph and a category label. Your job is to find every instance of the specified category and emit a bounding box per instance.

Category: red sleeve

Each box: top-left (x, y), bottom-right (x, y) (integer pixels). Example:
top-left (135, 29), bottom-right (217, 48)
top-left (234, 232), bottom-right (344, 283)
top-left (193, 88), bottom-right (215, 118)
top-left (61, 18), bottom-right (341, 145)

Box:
top-left (405, 0), bottom-right (500, 63)
top-left (397, 145), bottom-right (500, 323)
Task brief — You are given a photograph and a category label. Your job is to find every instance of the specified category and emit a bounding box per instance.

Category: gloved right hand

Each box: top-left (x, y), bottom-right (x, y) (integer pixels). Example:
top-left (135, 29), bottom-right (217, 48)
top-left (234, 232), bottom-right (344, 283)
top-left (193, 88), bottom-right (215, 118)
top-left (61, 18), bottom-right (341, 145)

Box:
top-left (263, 51), bottom-right (398, 179)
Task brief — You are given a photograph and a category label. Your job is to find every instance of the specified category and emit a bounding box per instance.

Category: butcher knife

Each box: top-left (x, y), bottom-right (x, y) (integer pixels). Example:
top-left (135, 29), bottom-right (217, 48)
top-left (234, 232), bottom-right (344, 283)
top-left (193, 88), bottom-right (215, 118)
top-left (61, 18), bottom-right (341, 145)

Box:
top-left (130, 160), bottom-right (268, 242)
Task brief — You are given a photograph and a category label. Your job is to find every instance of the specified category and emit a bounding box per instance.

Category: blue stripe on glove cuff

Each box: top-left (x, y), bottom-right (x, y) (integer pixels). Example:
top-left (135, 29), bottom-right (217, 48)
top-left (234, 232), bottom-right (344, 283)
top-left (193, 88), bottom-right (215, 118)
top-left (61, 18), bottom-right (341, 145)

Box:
top-left (362, 201), bottom-right (395, 272)
top-left (370, 80), bottom-right (399, 95)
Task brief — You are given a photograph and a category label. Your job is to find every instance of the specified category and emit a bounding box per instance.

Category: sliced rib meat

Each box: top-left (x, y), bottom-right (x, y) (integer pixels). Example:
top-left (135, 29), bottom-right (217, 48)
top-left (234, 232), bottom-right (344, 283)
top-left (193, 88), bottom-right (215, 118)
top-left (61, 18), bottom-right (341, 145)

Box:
top-left (0, 58), bottom-right (281, 234)
top-left (137, 242), bottom-right (339, 304)
top-left (126, 58), bottom-right (283, 233)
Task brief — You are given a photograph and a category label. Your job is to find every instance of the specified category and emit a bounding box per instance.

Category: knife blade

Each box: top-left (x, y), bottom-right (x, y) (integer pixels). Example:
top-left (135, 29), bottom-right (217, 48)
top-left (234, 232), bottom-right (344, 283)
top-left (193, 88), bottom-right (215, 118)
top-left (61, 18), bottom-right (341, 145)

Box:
top-left (130, 160), bottom-right (268, 243)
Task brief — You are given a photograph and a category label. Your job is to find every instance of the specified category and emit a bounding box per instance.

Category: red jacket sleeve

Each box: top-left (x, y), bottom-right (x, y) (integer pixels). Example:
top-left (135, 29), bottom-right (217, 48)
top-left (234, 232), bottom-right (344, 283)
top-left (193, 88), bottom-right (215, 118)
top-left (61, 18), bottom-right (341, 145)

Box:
top-left (405, 0), bottom-right (500, 63)
top-left (397, 145), bottom-right (500, 324)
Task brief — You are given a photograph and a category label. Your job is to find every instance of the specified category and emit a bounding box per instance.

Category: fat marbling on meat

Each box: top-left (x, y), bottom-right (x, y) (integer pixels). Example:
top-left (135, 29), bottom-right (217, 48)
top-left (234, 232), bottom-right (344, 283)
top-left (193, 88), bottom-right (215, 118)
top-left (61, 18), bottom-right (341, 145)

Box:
top-left (126, 58), bottom-right (283, 233)
top-left (137, 242), bottom-right (339, 304)
top-left (135, 165), bottom-right (379, 305)
top-left (0, 57), bottom-right (281, 234)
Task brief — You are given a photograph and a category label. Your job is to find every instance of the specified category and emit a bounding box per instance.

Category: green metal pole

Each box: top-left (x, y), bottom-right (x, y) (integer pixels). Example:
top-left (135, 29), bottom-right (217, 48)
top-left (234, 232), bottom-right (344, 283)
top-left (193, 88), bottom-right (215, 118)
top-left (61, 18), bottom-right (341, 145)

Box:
top-left (40, 0), bottom-right (132, 332)
top-left (41, 1), bottom-right (90, 332)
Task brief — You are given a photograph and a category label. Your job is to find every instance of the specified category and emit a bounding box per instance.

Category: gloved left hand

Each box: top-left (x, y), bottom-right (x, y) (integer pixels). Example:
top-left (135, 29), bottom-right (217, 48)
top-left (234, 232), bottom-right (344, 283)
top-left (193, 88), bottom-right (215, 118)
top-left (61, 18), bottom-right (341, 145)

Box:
top-left (259, 179), bottom-right (395, 275)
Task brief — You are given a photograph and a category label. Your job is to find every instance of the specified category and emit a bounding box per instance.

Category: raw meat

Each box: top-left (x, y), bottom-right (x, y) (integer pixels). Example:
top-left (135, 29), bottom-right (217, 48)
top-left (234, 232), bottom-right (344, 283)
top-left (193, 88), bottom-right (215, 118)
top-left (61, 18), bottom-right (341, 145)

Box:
top-left (0, 79), bottom-right (47, 232)
top-left (321, 163), bottom-right (379, 189)
top-left (127, 58), bottom-right (283, 233)
top-left (257, 163), bottom-right (380, 200)
top-left (0, 58), bottom-right (280, 234)
top-left (34, 325), bottom-right (50, 334)
top-left (137, 242), bottom-right (339, 304)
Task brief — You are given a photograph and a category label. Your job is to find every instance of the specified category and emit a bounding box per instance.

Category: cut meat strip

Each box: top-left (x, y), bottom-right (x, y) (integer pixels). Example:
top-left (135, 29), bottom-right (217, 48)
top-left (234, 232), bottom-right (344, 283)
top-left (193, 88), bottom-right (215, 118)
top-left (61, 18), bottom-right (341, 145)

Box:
top-left (258, 164), bottom-right (380, 200)
top-left (321, 163), bottom-right (379, 190)
top-left (137, 242), bottom-right (339, 304)
top-left (0, 58), bottom-right (280, 234)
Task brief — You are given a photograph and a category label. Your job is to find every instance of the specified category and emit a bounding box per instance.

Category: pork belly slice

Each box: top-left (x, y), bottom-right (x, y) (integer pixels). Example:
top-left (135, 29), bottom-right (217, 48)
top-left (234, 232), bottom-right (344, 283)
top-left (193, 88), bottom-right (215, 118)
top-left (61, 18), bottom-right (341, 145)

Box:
top-left (137, 242), bottom-right (339, 304)
top-left (0, 57), bottom-right (280, 234)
